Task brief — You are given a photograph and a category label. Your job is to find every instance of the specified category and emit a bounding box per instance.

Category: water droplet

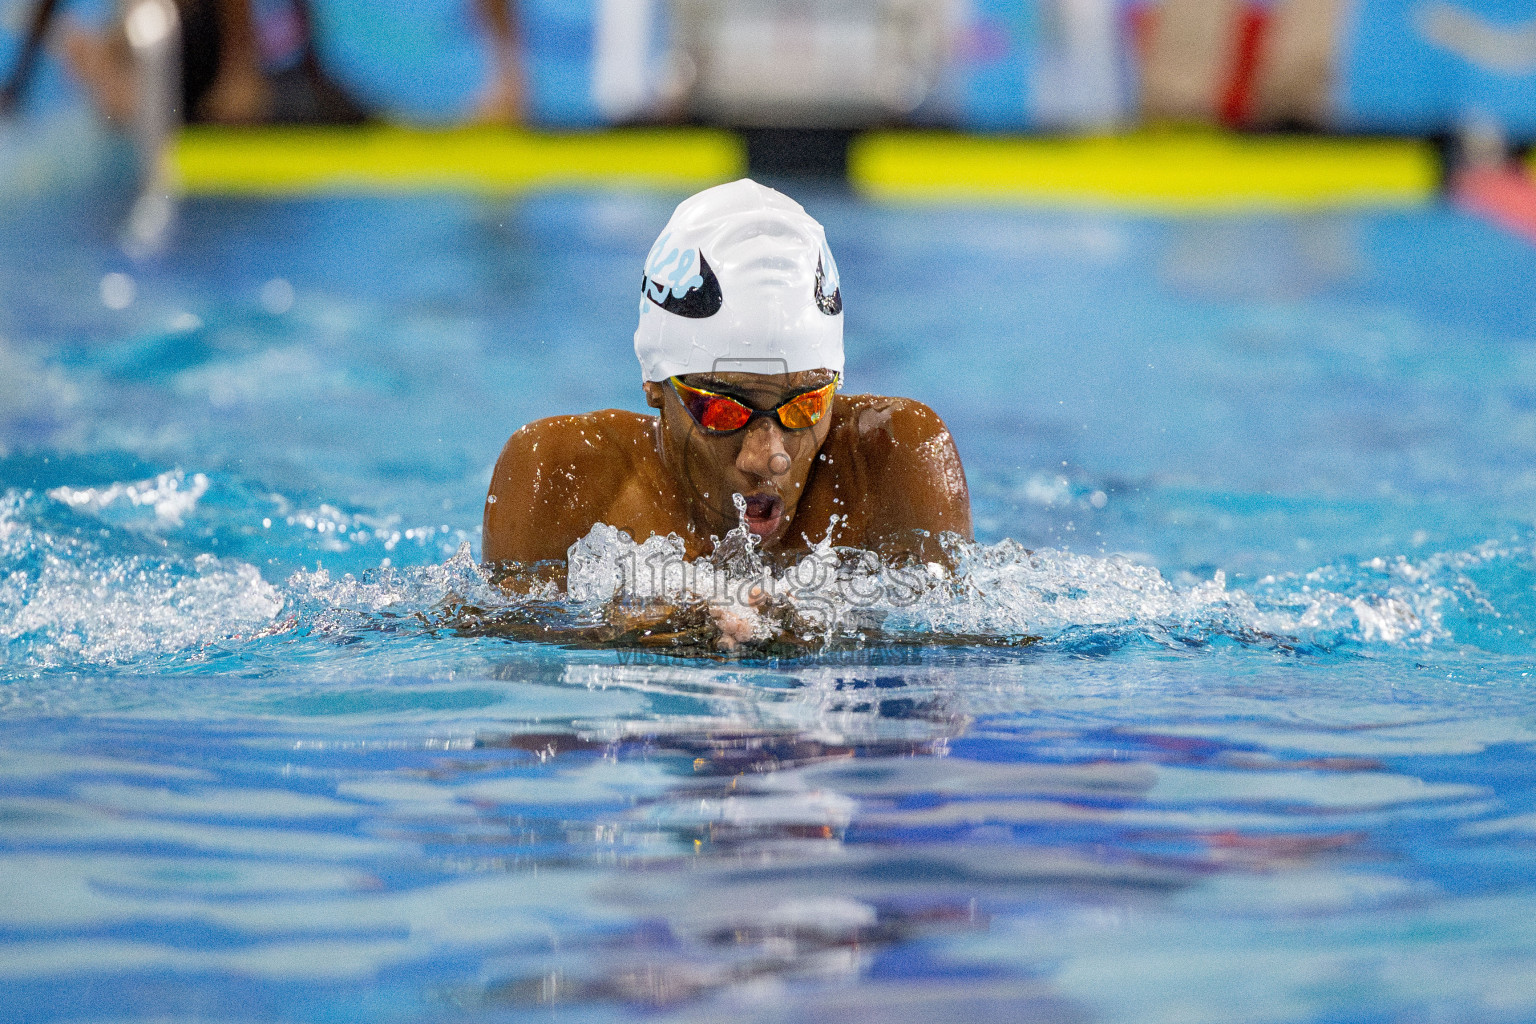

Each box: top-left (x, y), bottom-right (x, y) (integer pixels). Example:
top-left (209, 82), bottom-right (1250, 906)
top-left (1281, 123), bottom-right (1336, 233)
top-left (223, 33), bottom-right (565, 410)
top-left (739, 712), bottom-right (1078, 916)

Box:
top-left (260, 278), bottom-right (295, 315)
top-left (100, 272), bottom-right (135, 310)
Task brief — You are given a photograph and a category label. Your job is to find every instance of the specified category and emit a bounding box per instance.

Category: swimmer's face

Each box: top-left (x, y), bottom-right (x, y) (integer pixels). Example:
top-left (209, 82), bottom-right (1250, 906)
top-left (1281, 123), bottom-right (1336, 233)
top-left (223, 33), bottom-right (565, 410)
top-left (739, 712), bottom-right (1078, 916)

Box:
top-left (644, 369), bottom-right (837, 546)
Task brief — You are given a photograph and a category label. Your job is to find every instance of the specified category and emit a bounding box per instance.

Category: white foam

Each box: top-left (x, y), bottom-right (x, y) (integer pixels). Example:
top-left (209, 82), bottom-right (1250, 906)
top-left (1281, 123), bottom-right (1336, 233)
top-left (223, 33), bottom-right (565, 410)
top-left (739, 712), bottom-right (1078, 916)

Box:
top-left (284, 542), bottom-right (510, 622)
top-left (1, 476), bottom-right (1506, 671)
top-left (48, 469), bottom-right (209, 529)
top-left (1, 491), bottom-right (282, 668)
top-left (560, 523), bottom-right (1460, 648)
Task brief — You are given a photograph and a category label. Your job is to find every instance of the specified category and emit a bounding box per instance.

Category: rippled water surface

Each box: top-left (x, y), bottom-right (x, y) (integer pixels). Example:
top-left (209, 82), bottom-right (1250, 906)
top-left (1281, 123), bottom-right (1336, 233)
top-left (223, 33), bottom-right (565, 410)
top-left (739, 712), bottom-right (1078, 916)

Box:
top-left (3, 179), bottom-right (1536, 1023)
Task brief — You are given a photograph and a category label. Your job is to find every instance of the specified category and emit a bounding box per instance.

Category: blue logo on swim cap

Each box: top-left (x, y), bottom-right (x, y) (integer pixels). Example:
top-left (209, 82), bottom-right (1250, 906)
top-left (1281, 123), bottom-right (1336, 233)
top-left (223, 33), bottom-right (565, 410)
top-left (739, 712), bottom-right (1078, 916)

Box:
top-left (814, 241), bottom-right (842, 316)
top-left (641, 233), bottom-right (723, 319)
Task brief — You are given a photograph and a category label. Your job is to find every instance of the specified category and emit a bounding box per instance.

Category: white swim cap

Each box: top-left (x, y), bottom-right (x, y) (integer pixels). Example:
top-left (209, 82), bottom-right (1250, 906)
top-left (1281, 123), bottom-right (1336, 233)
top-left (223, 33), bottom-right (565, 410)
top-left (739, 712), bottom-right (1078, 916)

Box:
top-left (634, 178), bottom-right (843, 382)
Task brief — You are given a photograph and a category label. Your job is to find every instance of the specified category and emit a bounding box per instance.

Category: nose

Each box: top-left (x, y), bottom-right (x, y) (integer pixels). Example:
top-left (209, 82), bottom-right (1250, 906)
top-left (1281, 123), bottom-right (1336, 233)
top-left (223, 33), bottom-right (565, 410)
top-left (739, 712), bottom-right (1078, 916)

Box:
top-left (735, 419), bottom-right (791, 482)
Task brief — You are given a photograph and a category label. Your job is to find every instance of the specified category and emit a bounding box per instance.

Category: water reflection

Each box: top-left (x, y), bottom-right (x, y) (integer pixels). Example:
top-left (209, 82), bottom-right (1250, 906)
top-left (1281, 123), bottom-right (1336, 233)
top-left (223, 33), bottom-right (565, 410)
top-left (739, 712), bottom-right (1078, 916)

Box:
top-left (0, 660), bottom-right (1529, 1023)
top-left (350, 698), bottom-right (1432, 1014)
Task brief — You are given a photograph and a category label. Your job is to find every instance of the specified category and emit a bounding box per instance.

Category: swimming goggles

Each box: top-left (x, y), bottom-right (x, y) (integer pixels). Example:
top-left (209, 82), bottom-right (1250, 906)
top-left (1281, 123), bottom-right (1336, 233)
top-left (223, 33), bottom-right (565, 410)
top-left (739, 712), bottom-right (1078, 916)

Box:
top-left (669, 374), bottom-right (839, 434)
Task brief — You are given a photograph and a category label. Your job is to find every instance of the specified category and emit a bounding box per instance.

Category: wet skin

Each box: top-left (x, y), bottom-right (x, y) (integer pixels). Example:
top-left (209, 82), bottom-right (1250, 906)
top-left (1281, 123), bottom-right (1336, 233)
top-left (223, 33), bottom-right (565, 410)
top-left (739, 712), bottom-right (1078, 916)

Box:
top-left (482, 369), bottom-right (973, 568)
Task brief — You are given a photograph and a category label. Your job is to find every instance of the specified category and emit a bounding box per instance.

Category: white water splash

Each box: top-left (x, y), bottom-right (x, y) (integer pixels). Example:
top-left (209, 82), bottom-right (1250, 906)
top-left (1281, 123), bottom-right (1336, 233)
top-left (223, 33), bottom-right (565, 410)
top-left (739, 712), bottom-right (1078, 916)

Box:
top-left (48, 469), bottom-right (209, 529)
top-left (0, 482), bottom-right (1513, 672)
top-left (285, 542), bottom-right (508, 622)
top-left (563, 523), bottom-right (1466, 649)
top-left (257, 492), bottom-right (475, 560)
top-left (0, 492), bottom-right (283, 668)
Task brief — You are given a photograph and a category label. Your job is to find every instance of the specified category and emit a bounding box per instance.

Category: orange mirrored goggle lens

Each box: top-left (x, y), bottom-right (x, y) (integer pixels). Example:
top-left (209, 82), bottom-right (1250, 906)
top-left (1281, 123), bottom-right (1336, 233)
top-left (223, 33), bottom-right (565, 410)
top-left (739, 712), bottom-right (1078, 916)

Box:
top-left (775, 383), bottom-right (835, 429)
top-left (696, 394), bottom-right (752, 432)
top-left (671, 377), bottom-right (838, 435)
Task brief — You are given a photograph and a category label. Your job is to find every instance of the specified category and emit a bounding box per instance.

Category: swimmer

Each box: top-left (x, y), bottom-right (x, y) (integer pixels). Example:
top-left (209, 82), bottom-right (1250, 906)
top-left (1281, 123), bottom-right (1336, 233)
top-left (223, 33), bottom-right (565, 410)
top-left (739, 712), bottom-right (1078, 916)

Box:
top-left (483, 178), bottom-right (972, 574)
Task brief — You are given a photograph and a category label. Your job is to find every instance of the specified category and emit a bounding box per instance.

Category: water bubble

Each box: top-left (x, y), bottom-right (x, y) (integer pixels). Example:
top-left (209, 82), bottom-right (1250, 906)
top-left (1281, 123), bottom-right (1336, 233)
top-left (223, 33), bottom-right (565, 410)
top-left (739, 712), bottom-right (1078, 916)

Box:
top-left (99, 272), bottom-right (136, 310)
top-left (260, 278), bottom-right (295, 315)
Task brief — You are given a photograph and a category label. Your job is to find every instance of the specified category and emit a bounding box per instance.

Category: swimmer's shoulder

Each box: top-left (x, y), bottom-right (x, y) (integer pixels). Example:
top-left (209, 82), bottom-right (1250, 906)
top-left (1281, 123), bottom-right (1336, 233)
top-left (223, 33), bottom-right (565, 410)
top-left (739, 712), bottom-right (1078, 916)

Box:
top-left (495, 409), bottom-right (656, 473)
top-left (815, 393), bottom-right (972, 555)
top-left (484, 409), bottom-right (662, 563)
top-left (827, 393), bottom-right (956, 453)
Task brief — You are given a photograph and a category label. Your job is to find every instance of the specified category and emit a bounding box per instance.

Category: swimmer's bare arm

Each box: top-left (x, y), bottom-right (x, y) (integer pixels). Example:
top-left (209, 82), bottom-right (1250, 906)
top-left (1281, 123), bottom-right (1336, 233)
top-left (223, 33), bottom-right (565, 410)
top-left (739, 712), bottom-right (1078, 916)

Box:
top-left (850, 397), bottom-right (973, 563)
top-left (482, 413), bottom-right (630, 564)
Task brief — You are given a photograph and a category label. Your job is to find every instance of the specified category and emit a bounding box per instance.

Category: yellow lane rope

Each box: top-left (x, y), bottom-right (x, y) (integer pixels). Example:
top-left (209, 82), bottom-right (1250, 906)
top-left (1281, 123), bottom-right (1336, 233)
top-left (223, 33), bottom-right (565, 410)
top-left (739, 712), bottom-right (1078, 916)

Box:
top-left (173, 125), bottom-right (1439, 211)
top-left (850, 130), bottom-right (1438, 211)
top-left (172, 125), bottom-right (747, 195)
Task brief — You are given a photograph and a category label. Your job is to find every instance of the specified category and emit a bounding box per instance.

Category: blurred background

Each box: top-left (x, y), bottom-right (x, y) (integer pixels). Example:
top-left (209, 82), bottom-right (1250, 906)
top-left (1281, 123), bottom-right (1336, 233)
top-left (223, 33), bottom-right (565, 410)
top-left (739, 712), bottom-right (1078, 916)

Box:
top-left (4, 0), bottom-right (1535, 159)
top-left (2, 0), bottom-right (1534, 270)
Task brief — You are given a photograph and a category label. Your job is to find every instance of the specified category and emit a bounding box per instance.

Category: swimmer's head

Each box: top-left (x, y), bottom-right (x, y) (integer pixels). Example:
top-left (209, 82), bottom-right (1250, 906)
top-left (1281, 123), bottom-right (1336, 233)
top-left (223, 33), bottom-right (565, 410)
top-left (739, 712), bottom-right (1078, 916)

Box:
top-left (635, 181), bottom-right (843, 546)
top-left (634, 178), bottom-right (843, 383)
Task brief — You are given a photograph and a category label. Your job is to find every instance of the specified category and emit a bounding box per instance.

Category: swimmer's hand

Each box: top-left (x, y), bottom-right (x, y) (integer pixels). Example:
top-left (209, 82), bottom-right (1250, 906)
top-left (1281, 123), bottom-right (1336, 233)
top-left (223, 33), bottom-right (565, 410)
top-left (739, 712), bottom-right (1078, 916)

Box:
top-left (602, 586), bottom-right (794, 655)
top-left (485, 559), bottom-right (567, 596)
top-left (708, 585), bottom-right (769, 653)
top-left (603, 600), bottom-right (713, 648)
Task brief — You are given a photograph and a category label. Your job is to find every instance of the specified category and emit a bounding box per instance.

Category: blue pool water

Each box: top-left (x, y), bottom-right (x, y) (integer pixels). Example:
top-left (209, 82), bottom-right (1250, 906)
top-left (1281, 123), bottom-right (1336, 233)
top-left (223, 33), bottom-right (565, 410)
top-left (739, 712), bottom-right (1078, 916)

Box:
top-left (4, 173), bottom-right (1536, 1023)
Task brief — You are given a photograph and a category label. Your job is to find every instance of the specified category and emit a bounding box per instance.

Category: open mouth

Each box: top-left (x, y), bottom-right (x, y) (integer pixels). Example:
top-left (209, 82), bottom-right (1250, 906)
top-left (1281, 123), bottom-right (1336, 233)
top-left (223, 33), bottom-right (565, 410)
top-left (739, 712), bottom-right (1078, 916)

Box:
top-left (741, 493), bottom-right (784, 537)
